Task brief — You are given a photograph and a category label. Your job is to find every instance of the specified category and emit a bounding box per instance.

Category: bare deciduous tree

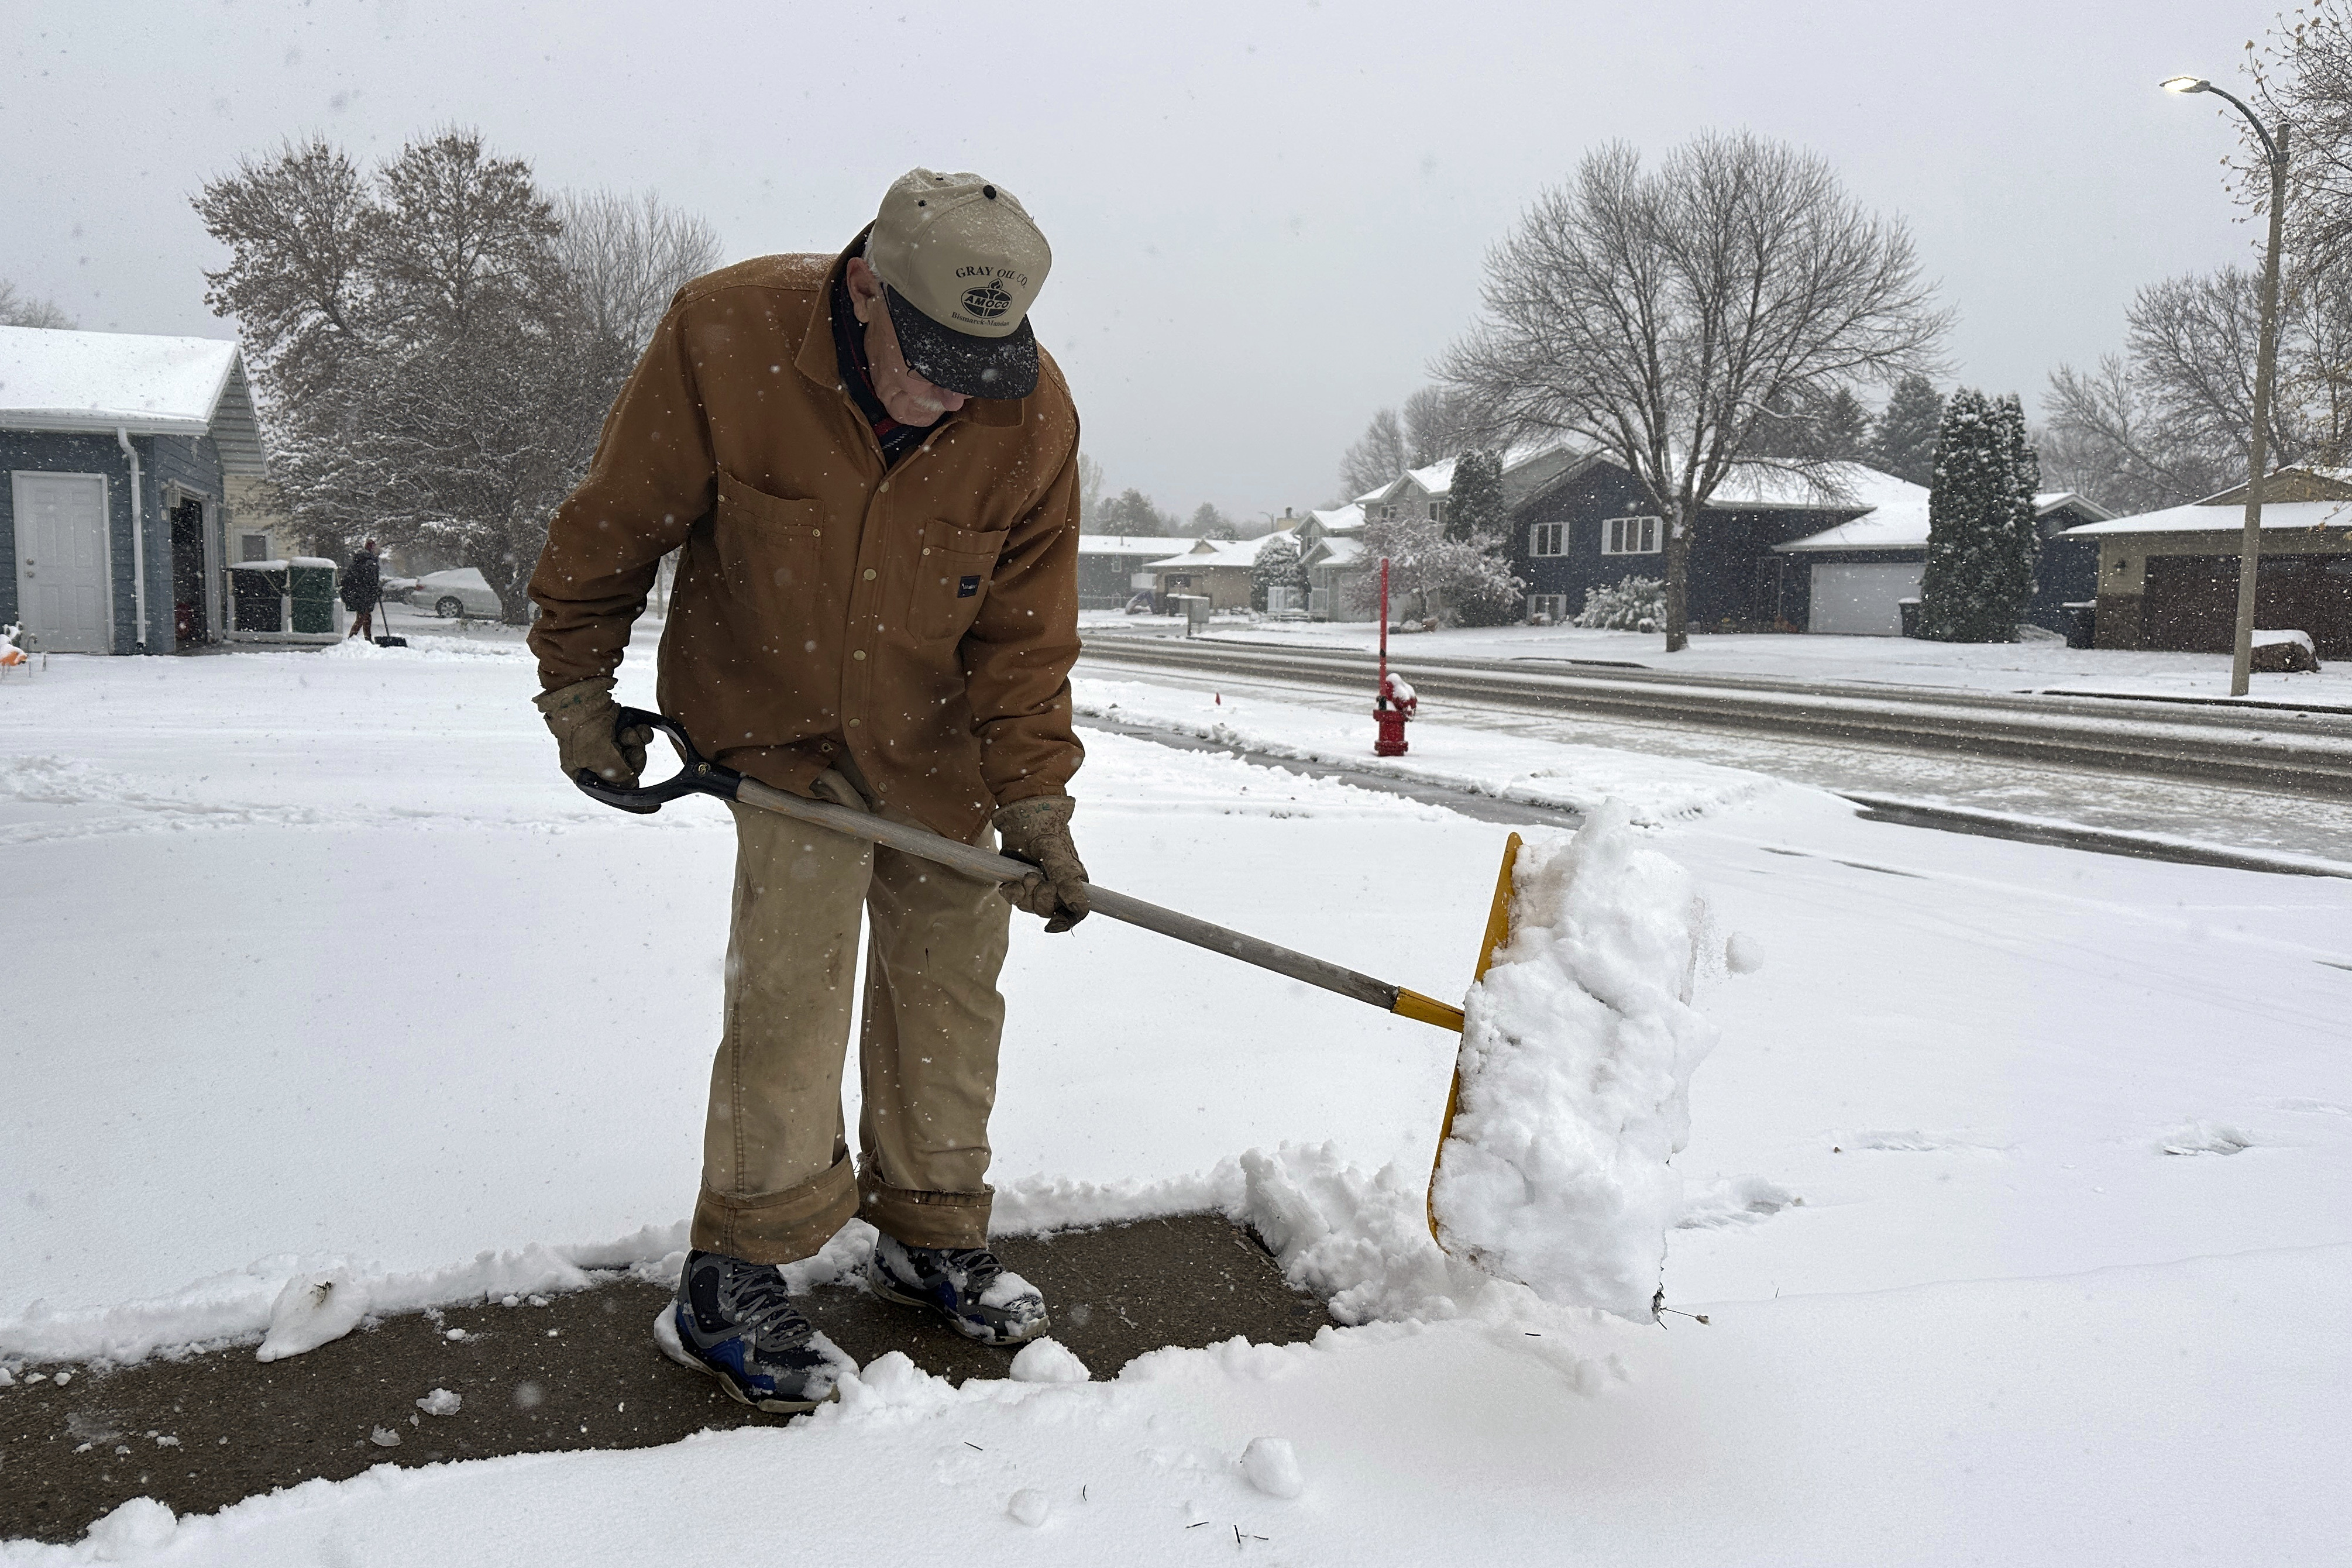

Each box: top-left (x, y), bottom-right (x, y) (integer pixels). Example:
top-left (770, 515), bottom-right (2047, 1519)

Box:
top-left (1442, 132), bottom-right (1946, 649)
top-left (2040, 357), bottom-right (2231, 514)
top-left (2255, 4), bottom-right (2352, 266)
top-left (555, 190), bottom-right (723, 355)
top-left (1401, 385), bottom-right (1486, 466)
top-left (194, 138), bottom-right (374, 403)
top-left (2042, 262), bottom-right (2350, 512)
top-left (0, 280), bottom-right (74, 329)
top-left (1075, 452), bottom-right (1105, 528)
top-left (197, 130), bottom-right (720, 623)
top-left (1339, 388), bottom-right (1490, 504)
top-left (1339, 406), bottom-right (1409, 500)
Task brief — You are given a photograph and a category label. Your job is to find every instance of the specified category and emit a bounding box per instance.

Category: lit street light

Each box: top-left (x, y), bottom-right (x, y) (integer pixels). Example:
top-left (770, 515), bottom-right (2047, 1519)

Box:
top-left (2163, 73), bottom-right (2289, 697)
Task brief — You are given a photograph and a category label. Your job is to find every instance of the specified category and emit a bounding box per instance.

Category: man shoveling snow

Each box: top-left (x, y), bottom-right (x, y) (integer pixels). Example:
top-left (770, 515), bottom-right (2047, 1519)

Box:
top-left (527, 169), bottom-right (1088, 1413)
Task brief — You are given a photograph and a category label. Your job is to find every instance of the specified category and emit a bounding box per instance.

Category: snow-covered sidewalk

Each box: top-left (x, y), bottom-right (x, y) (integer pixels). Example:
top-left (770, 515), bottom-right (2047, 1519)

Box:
top-left (4, 638), bottom-right (2349, 1562)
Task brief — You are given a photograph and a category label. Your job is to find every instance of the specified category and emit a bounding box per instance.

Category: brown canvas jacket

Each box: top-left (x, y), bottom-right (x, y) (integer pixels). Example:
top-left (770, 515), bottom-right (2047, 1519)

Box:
top-left (527, 241), bottom-right (1084, 843)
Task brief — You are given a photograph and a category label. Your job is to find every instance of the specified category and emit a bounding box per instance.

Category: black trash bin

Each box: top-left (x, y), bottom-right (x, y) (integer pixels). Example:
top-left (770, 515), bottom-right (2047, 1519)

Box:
top-left (230, 563), bottom-right (285, 632)
top-left (2060, 601), bottom-right (2096, 649)
top-left (1897, 597), bottom-right (1922, 639)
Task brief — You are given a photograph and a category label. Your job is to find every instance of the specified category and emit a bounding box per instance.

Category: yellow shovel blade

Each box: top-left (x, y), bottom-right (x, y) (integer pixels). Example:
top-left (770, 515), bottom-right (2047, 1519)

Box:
top-left (1425, 831), bottom-right (1525, 1246)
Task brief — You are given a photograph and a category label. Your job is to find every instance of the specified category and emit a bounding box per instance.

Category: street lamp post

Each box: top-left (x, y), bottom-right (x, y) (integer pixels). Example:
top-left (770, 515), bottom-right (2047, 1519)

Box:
top-left (2164, 75), bottom-right (2290, 697)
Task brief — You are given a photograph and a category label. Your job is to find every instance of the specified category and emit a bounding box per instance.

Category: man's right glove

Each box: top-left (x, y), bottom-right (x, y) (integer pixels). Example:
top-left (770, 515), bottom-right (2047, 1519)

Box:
top-left (993, 795), bottom-right (1090, 933)
top-left (534, 676), bottom-right (652, 786)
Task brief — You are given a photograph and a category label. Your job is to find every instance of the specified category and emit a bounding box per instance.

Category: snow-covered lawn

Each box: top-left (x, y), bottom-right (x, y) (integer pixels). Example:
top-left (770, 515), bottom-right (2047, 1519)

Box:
top-left (1085, 610), bottom-right (2352, 708)
top-left (4, 638), bottom-right (2348, 1563)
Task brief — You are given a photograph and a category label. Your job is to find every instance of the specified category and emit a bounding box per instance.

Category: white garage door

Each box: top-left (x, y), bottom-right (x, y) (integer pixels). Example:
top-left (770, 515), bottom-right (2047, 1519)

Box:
top-left (1808, 561), bottom-right (1922, 637)
top-left (12, 472), bottom-right (114, 654)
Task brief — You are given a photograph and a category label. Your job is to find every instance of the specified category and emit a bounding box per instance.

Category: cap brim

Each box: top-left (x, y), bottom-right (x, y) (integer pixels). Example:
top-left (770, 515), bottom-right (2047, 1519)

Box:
top-left (883, 285), bottom-right (1039, 400)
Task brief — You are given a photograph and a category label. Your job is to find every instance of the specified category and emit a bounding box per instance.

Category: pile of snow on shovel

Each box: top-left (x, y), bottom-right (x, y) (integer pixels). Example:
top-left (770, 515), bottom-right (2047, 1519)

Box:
top-left (1432, 800), bottom-right (1720, 1319)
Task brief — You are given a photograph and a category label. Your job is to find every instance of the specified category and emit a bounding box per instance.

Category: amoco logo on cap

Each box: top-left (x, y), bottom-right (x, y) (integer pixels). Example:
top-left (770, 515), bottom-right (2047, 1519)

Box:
top-left (961, 278), bottom-right (1014, 319)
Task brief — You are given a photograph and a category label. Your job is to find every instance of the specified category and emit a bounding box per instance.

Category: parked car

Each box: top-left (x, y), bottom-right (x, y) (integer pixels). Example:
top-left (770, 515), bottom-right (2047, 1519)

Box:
top-left (406, 568), bottom-right (502, 619)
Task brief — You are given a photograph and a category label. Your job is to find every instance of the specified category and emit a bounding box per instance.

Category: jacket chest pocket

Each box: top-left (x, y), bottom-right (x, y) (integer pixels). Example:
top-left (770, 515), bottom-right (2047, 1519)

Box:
top-left (713, 471), bottom-right (827, 630)
top-left (910, 522), bottom-right (1006, 640)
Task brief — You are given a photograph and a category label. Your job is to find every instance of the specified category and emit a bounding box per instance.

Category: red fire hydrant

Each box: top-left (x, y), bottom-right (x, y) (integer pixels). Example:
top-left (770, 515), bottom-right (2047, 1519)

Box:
top-left (1374, 555), bottom-right (1416, 757)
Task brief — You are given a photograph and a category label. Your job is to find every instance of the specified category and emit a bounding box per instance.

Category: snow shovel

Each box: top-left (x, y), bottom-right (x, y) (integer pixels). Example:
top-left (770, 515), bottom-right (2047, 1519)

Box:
top-left (575, 707), bottom-right (1479, 1036)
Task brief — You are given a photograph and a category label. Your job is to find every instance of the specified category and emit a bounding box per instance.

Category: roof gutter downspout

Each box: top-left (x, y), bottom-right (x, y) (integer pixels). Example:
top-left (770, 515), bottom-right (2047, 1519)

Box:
top-left (116, 427), bottom-right (147, 654)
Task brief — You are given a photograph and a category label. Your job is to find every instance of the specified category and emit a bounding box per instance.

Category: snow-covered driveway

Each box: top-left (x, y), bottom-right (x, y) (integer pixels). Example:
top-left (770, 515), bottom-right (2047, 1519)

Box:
top-left (3, 636), bottom-right (2347, 1563)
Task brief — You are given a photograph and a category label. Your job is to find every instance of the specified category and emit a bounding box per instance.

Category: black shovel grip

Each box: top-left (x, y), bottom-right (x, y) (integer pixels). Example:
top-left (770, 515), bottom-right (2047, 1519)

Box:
top-left (572, 706), bottom-right (744, 814)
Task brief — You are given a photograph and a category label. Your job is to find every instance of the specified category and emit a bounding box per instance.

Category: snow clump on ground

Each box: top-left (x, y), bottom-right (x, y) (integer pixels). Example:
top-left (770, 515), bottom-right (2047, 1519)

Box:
top-left (255, 1268), bottom-right (371, 1363)
top-left (1431, 800), bottom-right (1718, 1318)
top-left (1007, 1337), bottom-right (1089, 1383)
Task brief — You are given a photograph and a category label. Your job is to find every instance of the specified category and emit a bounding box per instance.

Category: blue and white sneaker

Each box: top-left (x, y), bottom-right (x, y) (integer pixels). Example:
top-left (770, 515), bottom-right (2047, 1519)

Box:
top-left (654, 1249), bottom-right (855, 1414)
top-left (865, 1233), bottom-right (1050, 1345)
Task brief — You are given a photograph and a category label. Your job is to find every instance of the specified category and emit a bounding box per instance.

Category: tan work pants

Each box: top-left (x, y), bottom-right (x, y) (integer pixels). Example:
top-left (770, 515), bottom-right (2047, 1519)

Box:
top-left (690, 771), bottom-right (1010, 1263)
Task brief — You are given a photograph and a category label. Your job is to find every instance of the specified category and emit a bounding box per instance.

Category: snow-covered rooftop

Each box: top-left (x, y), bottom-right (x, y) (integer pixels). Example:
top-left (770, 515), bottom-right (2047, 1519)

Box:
top-left (1075, 534), bottom-right (1198, 558)
top-left (1708, 462), bottom-right (1925, 513)
top-left (2064, 497), bottom-right (2352, 535)
top-left (1305, 536), bottom-right (1367, 566)
top-left (1305, 504), bottom-right (1363, 534)
top-left (0, 325), bottom-right (265, 473)
top-left (1403, 456), bottom-right (1457, 496)
top-left (1146, 530), bottom-right (1295, 570)
top-left (2035, 490), bottom-right (2115, 520)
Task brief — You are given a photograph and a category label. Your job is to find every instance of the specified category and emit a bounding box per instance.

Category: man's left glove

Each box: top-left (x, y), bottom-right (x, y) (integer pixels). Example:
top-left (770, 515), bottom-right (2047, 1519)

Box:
top-left (534, 676), bottom-right (652, 786)
top-left (993, 796), bottom-right (1090, 933)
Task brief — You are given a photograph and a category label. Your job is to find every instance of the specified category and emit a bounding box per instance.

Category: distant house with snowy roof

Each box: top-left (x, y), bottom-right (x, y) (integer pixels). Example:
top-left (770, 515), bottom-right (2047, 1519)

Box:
top-left (0, 325), bottom-right (274, 654)
top-left (1315, 448), bottom-right (1590, 620)
top-left (2064, 467), bottom-right (2352, 657)
top-left (1075, 533), bottom-right (1197, 610)
top-left (1508, 453), bottom-right (2114, 636)
top-left (1147, 531), bottom-right (1300, 612)
top-left (1295, 504), bottom-right (1366, 618)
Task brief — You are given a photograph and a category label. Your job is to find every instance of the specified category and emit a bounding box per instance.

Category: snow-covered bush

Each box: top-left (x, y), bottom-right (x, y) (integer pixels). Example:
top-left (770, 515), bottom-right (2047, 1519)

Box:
top-left (1574, 575), bottom-right (1666, 632)
top-left (1250, 531), bottom-right (1308, 611)
top-left (1347, 514), bottom-right (1522, 625)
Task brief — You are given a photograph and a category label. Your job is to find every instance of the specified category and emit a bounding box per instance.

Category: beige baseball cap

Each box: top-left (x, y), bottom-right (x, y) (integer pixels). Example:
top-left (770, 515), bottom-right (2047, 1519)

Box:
top-left (866, 169), bottom-right (1051, 398)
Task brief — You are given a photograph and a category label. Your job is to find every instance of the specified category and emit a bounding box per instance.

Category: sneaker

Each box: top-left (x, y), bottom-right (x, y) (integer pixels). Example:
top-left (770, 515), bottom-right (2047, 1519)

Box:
top-left (865, 1233), bottom-right (1049, 1345)
top-left (654, 1249), bottom-right (854, 1413)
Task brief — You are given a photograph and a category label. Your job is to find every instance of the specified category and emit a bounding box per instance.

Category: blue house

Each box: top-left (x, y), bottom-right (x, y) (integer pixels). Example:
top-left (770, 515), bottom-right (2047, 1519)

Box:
top-left (1509, 451), bottom-right (2113, 635)
top-left (1, 325), bottom-right (268, 654)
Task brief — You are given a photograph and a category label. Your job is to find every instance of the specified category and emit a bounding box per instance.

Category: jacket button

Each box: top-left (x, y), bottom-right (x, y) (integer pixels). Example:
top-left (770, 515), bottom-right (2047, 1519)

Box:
top-left (878, 481), bottom-right (890, 492)
top-left (863, 568), bottom-right (876, 580)
top-left (852, 649), bottom-right (866, 661)
top-left (848, 717), bottom-right (861, 726)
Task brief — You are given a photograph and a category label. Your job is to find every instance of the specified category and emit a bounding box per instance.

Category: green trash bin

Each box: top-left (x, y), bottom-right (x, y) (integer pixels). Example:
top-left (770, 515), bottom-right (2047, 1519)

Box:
top-left (288, 559), bottom-right (339, 635)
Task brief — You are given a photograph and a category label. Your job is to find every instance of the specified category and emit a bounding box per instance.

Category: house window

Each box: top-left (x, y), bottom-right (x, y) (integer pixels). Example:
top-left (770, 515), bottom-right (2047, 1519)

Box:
top-left (1528, 593), bottom-right (1570, 624)
top-left (1529, 521), bottom-right (1566, 557)
top-left (239, 532), bottom-right (271, 562)
top-left (1602, 515), bottom-right (1662, 555)
top-left (1428, 500), bottom-right (1445, 525)
top-left (1380, 504), bottom-right (1397, 521)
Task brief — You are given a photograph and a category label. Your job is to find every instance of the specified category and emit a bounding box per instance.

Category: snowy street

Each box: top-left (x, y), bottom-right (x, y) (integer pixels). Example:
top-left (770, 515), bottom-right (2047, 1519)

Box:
top-left (4, 637), bottom-right (2348, 1563)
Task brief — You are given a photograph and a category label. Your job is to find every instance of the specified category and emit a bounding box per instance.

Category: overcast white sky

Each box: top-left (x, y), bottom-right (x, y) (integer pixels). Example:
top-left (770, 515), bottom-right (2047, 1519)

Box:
top-left (1, 0), bottom-right (2277, 520)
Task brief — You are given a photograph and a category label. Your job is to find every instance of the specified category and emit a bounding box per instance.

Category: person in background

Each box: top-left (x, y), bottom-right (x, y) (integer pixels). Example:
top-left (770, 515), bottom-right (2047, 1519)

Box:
top-left (342, 539), bottom-right (383, 641)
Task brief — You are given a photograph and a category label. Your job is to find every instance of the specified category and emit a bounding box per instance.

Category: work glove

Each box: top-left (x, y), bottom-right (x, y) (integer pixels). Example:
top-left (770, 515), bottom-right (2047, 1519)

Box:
top-left (534, 676), bottom-right (652, 786)
top-left (993, 795), bottom-right (1090, 933)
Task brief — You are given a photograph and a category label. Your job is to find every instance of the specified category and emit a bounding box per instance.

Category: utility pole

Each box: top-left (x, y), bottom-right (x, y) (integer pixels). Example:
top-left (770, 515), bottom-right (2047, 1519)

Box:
top-left (2164, 76), bottom-right (2289, 696)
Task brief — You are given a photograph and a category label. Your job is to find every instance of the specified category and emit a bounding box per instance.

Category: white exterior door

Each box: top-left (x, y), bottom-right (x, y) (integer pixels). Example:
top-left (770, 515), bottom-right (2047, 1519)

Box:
top-left (12, 472), bottom-right (114, 654)
top-left (1808, 561), bottom-right (1922, 636)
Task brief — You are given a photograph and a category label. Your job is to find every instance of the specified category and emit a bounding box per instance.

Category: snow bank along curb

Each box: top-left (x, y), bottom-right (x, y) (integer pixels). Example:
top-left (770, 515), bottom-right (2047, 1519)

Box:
top-left (1070, 687), bottom-right (1790, 826)
top-left (1432, 803), bottom-right (1720, 1316)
